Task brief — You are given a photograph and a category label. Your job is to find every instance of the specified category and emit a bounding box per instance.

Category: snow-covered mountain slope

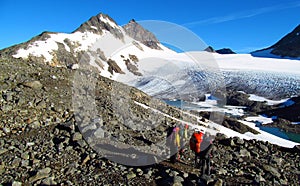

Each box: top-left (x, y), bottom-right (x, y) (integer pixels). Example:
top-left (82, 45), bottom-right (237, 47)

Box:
top-left (5, 13), bottom-right (176, 79)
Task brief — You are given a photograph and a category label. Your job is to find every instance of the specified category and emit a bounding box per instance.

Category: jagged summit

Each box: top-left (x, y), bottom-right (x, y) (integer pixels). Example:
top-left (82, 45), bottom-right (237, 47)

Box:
top-left (123, 19), bottom-right (161, 50)
top-left (252, 24), bottom-right (300, 58)
top-left (74, 13), bottom-right (123, 39)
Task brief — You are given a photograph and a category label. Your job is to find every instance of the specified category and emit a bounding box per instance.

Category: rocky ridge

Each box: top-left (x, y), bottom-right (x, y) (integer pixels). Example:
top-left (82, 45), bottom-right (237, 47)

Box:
top-left (252, 24), bottom-right (300, 58)
top-left (122, 19), bottom-right (162, 50)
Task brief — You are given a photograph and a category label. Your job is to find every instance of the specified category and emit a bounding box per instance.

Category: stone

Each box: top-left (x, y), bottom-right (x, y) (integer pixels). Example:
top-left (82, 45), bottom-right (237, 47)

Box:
top-left (0, 148), bottom-right (8, 155)
top-left (270, 157), bottom-right (283, 166)
top-left (22, 81), bottom-right (43, 89)
top-left (29, 167), bottom-right (52, 182)
top-left (30, 121), bottom-right (41, 129)
top-left (0, 163), bottom-right (5, 174)
top-left (217, 168), bottom-right (227, 175)
top-left (214, 179), bottom-right (223, 186)
top-left (254, 174), bottom-right (266, 183)
top-left (21, 153), bottom-right (30, 160)
top-left (262, 165), bottom-right (281, 178)
top-left (3, 127), bottom-right (11, 134)
top-left (3, 92), bottom-right (13, 102)
top-left (235, 137), bottom-right (244, 145)
top-left (81, 154), bottom-right (90, 165)
top-left (12, 158), bottom-right (21, 167)
top-left (183, 172), bottom-right (189, 178)
top-left (2, 105), bottom-right (13, 112)
top-left (239, 149), bottom-right (251, 158)
top-left (173, 175), bottom-right (184, 183)
top-left (12, 181), bottom-right (22, 186)
top-left (136, 168), bottom-right (143, 176)
top-left (126, 171), bottom-right (136, 179)
top-left (42, 177), bottom-right (57, 185)
top-left (259, 144), bottom-right (268, 152)
top-left (72, 132), bottom-right (82, 141)
top-left (21, 159), bottom-right (29, 167)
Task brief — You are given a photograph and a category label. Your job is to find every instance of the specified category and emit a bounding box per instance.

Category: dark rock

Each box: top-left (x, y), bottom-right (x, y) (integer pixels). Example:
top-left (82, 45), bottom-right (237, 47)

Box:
top-left (107, 59), bottom-right (124, 75)
top-left (252, 24), bottom-right (300, 58)
top-left (216, 48), bottom-right (236, 54)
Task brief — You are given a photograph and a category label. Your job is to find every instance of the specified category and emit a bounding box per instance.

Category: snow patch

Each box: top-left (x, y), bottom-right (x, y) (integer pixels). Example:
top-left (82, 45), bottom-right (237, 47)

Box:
top-left (13, 31), bottom-right (103, 62)
top-left (91, 26), bottom-right (98, 30)
top-left (248, 94), bottom-right (289, 105)
top-left (99, 14), bottom-right (119, 29)
top-left (245, 116), bottom-right (273, 125)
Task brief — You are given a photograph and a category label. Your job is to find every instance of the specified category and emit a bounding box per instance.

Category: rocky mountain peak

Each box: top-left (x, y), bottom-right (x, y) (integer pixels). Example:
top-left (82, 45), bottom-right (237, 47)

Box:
top-left (123, 20), bottom-right (162, 50)
top-left (269, 24), bottom-right (300, 58)
top-left (74, 13), bottom-right (123, 39)
top-left (252, 24), bottom-right (300, 58)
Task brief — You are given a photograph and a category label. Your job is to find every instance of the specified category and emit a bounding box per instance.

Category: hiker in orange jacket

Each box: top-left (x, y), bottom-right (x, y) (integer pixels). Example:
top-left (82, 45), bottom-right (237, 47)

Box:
top-left (189, 128), bottom-right (204, 166)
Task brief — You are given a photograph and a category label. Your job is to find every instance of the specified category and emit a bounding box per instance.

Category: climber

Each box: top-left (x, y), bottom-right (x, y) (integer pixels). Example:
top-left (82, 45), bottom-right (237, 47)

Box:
top-left (189, 128), bottom-right (204, 166)
top-left (197, 133), bottom-right (214, 176)
top-left (167, 125), bottom-right (181, 163)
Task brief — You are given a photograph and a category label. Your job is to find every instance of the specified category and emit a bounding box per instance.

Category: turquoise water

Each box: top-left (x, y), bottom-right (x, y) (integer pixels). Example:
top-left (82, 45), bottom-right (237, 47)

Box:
top-left (259, 126), bottom-right (300, 143)
top-left (286, 132), bottom-right (300, 143)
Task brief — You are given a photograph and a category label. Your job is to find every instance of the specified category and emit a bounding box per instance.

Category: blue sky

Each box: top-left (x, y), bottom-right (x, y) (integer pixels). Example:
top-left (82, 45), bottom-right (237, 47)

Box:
top-left (0, 0), bottom-right (299, 53)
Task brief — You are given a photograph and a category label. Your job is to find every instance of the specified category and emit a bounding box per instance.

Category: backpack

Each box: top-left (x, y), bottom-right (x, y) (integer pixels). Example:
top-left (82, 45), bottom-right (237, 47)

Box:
top-left (189, 132), bottom-right (203, 153)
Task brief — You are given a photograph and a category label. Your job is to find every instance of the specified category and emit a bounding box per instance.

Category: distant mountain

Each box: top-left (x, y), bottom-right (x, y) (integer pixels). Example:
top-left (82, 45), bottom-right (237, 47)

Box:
top-left (216, 48), bottom-right (236, 54)
top-left (252, 24), bottom-right (300, 58)
top-left (0, 13), bottom-right (170, 77)
top-left (204, 46), bottom-right (215, 52)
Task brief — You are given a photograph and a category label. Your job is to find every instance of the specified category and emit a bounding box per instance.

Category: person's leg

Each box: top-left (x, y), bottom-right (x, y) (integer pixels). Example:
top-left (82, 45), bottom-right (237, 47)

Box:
top-left (170, 152), bottom-right (177, 163)
top-left (202, 159), bottom-right (207, 176)
top-left (195, 154), bottom-right (199, 168)
top-left (207, 158), bottom-right (211, 175)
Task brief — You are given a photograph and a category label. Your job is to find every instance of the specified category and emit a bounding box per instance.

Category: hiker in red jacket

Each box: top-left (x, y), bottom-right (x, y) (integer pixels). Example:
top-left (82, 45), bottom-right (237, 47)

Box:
top-left (190, 128), bottom-right (204, 165)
